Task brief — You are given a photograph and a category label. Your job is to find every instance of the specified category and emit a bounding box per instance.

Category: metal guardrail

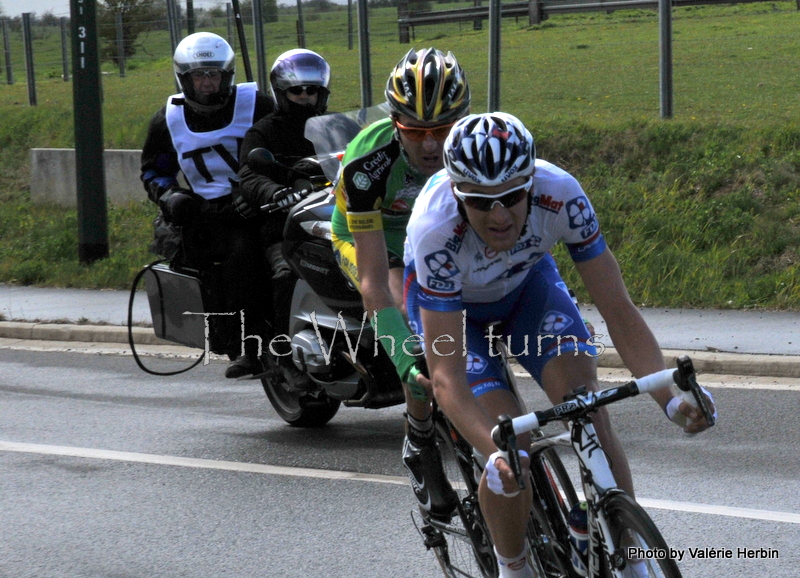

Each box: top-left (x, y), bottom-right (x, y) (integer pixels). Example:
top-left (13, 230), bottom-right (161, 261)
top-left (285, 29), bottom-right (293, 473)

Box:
top-left (398, 0), bottom-right (791, 29)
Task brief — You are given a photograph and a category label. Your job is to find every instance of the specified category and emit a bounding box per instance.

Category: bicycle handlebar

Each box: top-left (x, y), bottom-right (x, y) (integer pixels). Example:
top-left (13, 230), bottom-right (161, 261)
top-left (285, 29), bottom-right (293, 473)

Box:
top-left (491, 355), bottom-right (714, 447)
top-left (674, 355), bottom-right (716, 427)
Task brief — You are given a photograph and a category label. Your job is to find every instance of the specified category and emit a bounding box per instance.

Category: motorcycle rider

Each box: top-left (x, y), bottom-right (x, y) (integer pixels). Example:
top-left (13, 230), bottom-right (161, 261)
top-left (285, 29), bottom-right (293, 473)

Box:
top-left (330, 48), bottom-right (471, 521)
top-left (237, 48), bottom-right (333, 361)
top-left (141, 32), bottom-right (275, 379)
top-left (404, 112), bottom-right (717, 577)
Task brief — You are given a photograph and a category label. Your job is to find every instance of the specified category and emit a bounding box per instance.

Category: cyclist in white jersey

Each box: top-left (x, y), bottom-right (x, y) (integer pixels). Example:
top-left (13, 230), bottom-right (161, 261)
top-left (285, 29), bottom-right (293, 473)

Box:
top-left (404, 112), bottom-right (716, 578)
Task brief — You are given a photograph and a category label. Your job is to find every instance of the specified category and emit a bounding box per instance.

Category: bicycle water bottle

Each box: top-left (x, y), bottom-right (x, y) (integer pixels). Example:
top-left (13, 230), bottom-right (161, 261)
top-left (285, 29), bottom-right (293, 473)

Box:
top-left (568, 501), bottom-right (589, 577)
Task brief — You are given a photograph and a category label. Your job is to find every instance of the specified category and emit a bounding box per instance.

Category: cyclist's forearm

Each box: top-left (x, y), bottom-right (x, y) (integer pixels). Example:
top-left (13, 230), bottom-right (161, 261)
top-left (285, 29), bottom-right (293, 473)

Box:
top-left (579, 248), bottom-right (667, 377)
top-left (648, 385), bottom-right (674, 413)
top-left (433, 375), bottom-right (498, 459)
top-left (610, 324), bottom-right (665, 375)
top-left (353, 231), bottom-right (399, 314)
top-left (603, 316), bottom-right (680, 413)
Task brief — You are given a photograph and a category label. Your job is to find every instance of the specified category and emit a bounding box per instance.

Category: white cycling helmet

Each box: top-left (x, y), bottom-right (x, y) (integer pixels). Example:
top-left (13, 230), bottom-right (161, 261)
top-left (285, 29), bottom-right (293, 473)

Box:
top-left (443, 112), bottom-right (536, 186)
top-left (173, 32), bottom-right (236, 108)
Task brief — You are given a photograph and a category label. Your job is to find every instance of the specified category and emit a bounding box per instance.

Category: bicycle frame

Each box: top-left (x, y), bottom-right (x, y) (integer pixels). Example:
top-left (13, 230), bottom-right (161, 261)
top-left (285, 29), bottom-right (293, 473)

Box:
top-left (528, 415), bottom-right (629, 577)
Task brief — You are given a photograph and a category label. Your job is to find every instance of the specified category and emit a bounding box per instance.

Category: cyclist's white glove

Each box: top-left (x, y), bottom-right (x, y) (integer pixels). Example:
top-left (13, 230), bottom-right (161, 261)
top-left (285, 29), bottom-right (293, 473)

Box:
top-left (485, 450), bottom-right (528, 497)
top-left (666, 386), bottom-right (717, 428)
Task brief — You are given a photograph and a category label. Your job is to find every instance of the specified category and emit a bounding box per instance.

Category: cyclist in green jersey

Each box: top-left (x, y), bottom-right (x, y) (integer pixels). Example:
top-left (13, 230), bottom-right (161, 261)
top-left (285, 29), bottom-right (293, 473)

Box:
top-left (331, 48), bottom-right (471, 520)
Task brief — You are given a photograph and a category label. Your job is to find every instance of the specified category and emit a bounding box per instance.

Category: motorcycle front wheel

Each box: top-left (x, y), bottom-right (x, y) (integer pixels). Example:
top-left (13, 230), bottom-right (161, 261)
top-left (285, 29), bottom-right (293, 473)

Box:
top-left (260, 362), bottom-right (341, 428)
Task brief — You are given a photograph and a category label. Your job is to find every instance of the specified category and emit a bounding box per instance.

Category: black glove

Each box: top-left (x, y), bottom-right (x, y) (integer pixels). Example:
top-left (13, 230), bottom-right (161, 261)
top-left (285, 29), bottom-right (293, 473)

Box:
top-left (147, 179), bottom-right (178, 204)
top-left (233, 195), bottom-right (259, 220)
top-left (158, 188), bottom-right (200, 225)
top-left (291, 158), bottom-right (324, 179)
top-left (272, 180), bottom-right (312, 213)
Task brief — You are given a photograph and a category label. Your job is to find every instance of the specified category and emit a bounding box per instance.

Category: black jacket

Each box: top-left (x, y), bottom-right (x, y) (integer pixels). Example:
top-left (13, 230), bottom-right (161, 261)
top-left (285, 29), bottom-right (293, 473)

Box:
top-left (238, 110), bottom-right (320, 208)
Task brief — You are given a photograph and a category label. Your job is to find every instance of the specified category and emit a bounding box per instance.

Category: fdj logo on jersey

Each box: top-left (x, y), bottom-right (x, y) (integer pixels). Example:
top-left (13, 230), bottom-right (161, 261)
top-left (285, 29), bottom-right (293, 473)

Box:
top-left (465, 353), bottom-right (488, 373)
top-left (566, 196), bottom-right (597, 239)
top-left (539, 311), bottom-right (573, 334)
top-left (425, 250), bottom-right (459, 291)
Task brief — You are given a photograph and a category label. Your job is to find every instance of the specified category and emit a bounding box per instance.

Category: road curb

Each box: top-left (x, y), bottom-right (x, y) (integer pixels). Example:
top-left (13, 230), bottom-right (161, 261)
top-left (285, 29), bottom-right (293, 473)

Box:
top-left (588, 348), bottom-right (800, 379)
top-left (0, 321), bottom-right (171, 346)
top-left (2, 321), bottom-right (799, 379)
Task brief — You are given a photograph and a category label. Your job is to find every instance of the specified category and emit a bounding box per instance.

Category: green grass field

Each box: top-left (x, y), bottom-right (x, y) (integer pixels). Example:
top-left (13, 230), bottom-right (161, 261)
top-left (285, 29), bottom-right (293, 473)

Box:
top-left (0, 2), bottom-right (798, 309)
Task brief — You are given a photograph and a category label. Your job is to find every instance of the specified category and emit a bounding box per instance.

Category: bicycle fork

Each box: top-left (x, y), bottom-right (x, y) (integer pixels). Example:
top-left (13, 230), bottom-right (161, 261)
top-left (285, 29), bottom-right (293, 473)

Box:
top-left (586, 500), bottom-right (627, 577)
top-left (571, 418), bottom-right (627, 577)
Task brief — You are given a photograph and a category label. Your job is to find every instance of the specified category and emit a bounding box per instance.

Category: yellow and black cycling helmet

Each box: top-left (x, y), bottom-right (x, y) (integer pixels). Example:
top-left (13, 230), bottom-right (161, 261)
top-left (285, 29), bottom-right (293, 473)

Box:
top-left (385, 48), bottom-right (470, 123)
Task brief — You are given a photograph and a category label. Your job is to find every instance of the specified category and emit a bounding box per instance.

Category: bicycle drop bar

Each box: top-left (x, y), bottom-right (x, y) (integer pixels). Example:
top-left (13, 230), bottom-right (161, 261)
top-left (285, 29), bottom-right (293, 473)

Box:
top-left (492, 366), bottom-right (681, 439)
top-left (494, 414), bottom-right (525, 490)
top-left (674, 355), bottom-right (716, 426)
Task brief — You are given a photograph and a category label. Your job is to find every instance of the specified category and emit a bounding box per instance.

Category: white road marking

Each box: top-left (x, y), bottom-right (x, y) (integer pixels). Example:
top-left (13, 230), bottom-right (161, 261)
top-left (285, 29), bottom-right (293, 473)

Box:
top-left (3, 440), bottom-right (799, 525)
top-left (0, 440), bottom-right (407, 486)
top-left (637, 497), bottom-right (800, 525)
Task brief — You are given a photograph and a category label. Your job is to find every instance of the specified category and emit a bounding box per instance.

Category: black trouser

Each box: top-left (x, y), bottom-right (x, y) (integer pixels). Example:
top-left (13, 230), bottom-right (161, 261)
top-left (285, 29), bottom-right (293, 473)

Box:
top-left (175, 221), bottom-right (270, 359)
top-left (264, 241), bottom-right (295, 358)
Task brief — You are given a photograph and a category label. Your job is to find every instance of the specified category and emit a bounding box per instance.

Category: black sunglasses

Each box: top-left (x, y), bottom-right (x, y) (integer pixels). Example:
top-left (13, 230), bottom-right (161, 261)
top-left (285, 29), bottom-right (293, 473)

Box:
top-left (287, 85), bottom-right (321, 96)
top-left (453, 177), bottom-right (533, 212)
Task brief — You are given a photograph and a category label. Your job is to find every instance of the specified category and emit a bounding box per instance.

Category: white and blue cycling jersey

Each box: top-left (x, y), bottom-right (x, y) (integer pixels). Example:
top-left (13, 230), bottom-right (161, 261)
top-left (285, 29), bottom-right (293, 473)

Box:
top-left (403, 159), bottom-right (605, 389)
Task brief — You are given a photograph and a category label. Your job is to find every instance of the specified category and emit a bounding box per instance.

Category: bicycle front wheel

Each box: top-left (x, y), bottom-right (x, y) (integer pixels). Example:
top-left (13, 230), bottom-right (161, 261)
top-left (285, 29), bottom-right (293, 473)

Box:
top-left (600, 493), bottom-right (682, 578)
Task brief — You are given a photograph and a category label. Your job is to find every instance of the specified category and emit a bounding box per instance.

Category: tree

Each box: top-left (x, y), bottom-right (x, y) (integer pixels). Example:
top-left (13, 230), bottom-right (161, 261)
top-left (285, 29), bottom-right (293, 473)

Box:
top-left (39, 11), bottom-right (61, 27)
top-left (97, 0), bottom-right (163, 64)
top-left (305, 0), bottom-right (335, 12)
top-left (263, 0), bottom-right (279, 23)
top-left (239, 0), bottom-right (278, 24)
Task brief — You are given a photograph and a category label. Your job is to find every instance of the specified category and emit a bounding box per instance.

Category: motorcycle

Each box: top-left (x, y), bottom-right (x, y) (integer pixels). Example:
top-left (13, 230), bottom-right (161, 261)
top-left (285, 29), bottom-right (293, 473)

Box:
top-left (251, 103), bottom-right (408, 427)
top-left (135, 104), bottom-right (409, 428)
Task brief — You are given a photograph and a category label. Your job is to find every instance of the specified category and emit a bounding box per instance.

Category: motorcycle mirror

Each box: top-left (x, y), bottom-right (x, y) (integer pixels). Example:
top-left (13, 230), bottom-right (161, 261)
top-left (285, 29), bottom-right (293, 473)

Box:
top-left (247, 148), bottom-right (285, 180)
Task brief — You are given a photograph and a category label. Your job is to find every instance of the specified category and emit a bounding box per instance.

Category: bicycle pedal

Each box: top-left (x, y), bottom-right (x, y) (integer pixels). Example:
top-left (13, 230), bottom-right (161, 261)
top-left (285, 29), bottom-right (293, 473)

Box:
top-left (421, 524), bottom-right (447, 550)
top-left (410, 509), bottom-right (445, 550)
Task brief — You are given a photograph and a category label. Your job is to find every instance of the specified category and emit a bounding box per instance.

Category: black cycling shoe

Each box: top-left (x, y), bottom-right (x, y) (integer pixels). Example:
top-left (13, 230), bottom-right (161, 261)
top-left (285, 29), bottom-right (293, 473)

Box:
top-left (225, 355), bottom-right (263, 379)
top-left (402, 433), bottom-right (459, 522)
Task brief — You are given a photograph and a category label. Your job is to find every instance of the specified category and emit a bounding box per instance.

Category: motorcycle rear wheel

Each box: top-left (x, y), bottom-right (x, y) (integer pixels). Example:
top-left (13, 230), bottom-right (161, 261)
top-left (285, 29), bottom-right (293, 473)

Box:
top-left (260, 365), bottom-right (341, 428)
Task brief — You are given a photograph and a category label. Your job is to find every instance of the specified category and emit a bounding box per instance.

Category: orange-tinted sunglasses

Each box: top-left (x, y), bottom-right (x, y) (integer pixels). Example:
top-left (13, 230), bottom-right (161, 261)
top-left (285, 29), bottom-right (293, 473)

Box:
top-left (394, 119), bottom-right (456, 143)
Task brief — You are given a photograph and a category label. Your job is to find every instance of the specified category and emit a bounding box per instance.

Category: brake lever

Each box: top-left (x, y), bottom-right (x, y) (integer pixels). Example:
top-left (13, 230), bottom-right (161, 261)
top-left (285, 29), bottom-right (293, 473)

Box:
top-left (674, 355), bottom-right (716, 427)
top-left (493, 414), bottom-right (525, 490)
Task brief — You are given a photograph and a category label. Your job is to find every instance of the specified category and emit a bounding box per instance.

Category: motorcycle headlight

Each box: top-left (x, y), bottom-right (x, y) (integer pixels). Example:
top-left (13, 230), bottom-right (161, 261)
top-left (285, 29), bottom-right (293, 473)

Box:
top-left (300, 220), bottom-right (332, 241)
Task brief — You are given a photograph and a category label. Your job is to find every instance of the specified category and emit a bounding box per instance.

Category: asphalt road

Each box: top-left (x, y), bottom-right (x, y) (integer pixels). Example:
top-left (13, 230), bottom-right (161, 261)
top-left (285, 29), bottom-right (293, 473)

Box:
top-left (1, 349), bottom-right (798, 577)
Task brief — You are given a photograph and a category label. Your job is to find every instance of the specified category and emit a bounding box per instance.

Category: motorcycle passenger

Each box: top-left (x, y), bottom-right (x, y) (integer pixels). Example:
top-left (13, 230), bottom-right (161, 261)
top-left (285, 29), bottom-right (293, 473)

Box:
top-left (140, 32), bottom-right (275, 379)
top-left (330, 48), bottom-right (471, 521)
top-left (237, 48), bottom-right (333, 362)
top-left (404, 112), bottom-right (717, 577)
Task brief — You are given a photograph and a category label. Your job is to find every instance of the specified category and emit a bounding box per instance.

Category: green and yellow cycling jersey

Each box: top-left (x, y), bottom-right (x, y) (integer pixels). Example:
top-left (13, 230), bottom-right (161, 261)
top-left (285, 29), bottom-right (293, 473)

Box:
top-left (331, 117), bottom-right (430, 259)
